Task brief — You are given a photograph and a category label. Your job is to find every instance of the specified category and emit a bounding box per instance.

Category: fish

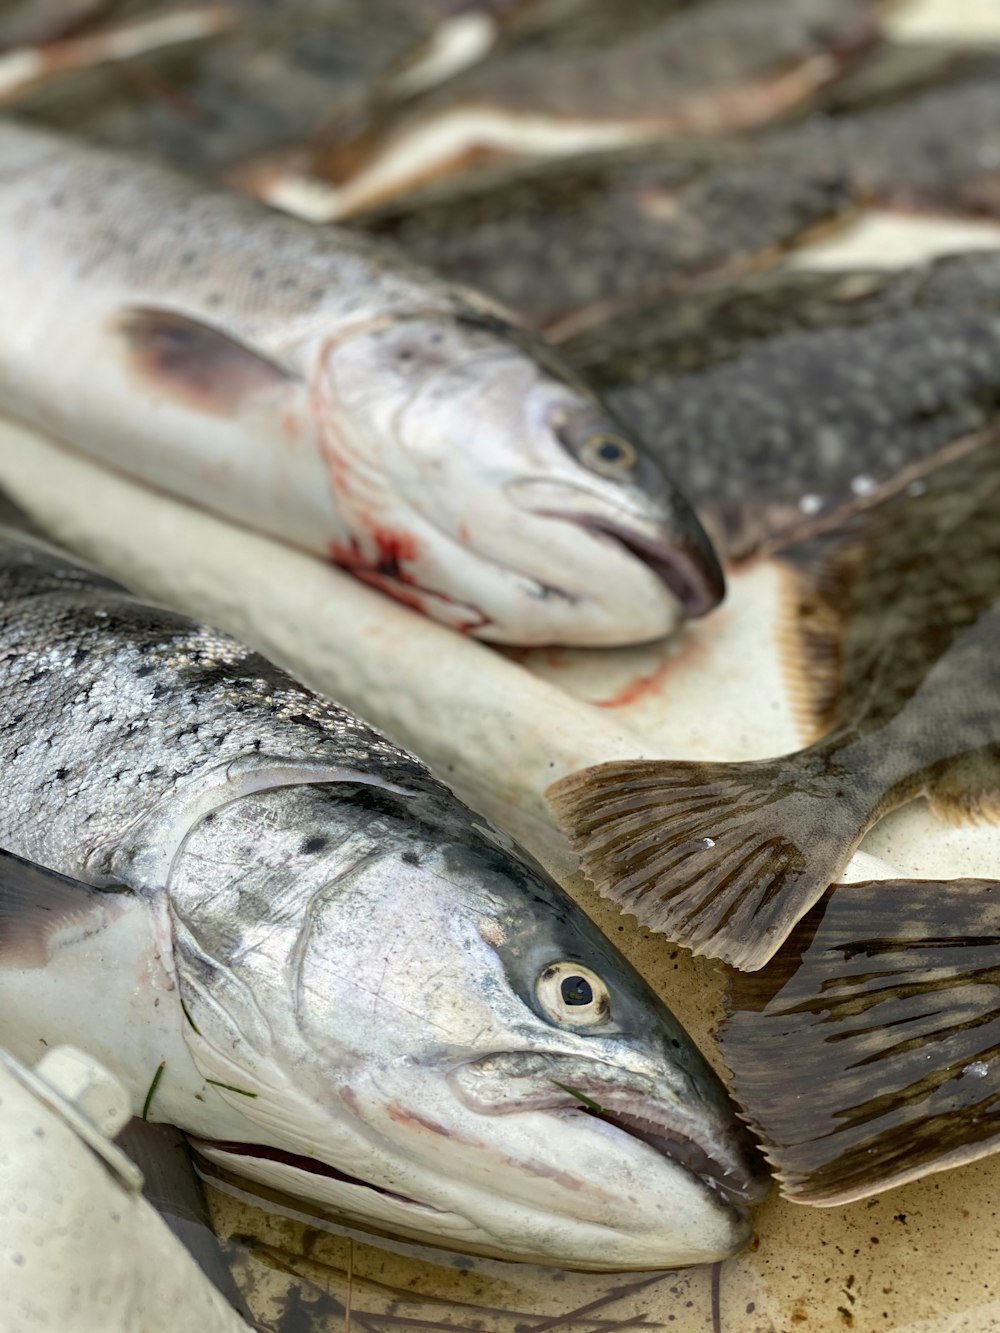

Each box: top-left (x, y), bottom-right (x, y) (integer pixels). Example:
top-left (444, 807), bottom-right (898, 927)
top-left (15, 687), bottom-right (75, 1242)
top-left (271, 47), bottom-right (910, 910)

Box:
top-left (0, 529), bottom-right (767, 1270)
top-left (718, 876), bottom-right (1000, 1205)
top-left (2, 1), bottom-right (582, 179)
top-left (547, 440), bottom-right (1000, 971)
top-left (240, 0), bottom-right (880, 221)
top-left (356, 68), bottom-right (1000, 338)
top-left (561, 253), bottom-right (1000, 560)
top-left (0, 0), bottom-right (112, 51)
top-left (0, 119), bottom-right (722, 646)
top-left (362, 141), bottom-right (854, 336)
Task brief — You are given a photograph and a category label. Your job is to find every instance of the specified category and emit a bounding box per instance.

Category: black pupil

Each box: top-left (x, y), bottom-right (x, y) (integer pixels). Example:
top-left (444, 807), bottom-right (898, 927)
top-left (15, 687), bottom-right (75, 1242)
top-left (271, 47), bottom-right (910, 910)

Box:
top-left (561, 975), bottom-right (594, 1006)
top-left (597, 440), bottom-right (624, 462)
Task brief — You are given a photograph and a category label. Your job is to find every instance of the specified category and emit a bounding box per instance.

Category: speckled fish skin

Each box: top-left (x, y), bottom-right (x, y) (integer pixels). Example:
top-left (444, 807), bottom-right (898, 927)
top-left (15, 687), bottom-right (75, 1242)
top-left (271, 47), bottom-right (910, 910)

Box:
top-left (360, 68), bottom-right (1000, 337)
top-left (273, 0), bottom-right (878, 220)
top-left (561, 254), bottom-right (1000, 559)
top-left (548, 443), bottom-right (1000, 973)
top-left (4, 0), bottom-right (606, 179)
top-left (419, 0), bottom-right (876, 121)
top-left (0, 530), bottom-right (766, 1269)
top-left (0, 119), bottom-right (723, 646)
top-left (365, 142), bottom-right (852, 334)
top-left (7, 0), bottom-right (484, 175)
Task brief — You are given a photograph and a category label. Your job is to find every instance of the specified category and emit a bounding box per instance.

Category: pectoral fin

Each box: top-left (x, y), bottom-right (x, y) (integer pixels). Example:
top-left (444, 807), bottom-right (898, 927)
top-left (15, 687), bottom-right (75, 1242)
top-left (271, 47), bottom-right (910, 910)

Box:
top-left (719, 877), bottom-right (1000, 1204)
top-left (0, 847), bottom-right (130, 967)
top-left (116, 307), bottom-right (297, 416)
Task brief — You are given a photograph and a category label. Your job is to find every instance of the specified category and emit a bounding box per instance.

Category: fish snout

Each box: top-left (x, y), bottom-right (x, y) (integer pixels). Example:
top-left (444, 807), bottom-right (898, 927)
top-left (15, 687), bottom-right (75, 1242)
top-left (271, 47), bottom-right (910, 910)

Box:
top-left (450, 1050), bottom-right (768, 1213)
top-left (505, 478), bottom-right (725, 620)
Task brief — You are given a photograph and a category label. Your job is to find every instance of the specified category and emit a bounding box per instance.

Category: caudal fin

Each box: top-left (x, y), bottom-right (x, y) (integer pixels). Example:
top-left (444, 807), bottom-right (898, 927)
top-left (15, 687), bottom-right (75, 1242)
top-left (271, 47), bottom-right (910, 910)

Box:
top-left (719, 878), bottom-right (1000, 1204)
top-left (546, 751), bottom-right (878, 971)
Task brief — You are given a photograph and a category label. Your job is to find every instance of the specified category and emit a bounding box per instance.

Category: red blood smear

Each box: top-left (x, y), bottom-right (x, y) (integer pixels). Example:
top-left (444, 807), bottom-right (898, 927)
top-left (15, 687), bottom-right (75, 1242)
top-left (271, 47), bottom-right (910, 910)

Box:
top-left (590, 653), bottom-right (674, 709)
top-left (327, 531), bottom-right (492, 634)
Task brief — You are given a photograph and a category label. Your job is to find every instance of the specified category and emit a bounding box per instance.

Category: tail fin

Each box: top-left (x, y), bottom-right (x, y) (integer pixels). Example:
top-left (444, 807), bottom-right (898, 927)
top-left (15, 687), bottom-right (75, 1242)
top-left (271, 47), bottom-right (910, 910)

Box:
top-left (546, 750), bottom-right (878, 971)
top-left (719, 878), bottom-right (1000, 1204)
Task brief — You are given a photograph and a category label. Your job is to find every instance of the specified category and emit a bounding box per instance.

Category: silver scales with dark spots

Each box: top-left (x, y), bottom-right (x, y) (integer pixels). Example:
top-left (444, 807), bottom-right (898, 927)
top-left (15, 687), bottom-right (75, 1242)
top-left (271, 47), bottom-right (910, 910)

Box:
top-left (0, 529), bottom-right (767, 1270)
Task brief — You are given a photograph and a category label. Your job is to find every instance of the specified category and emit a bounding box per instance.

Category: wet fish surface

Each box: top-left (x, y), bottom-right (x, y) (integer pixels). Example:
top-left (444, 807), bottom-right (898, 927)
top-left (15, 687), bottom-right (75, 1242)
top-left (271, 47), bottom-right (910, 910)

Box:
top-left (359, 69), bottom-right (1000, 336)
top-left (561, 254), bottom-right (1000, 559)
top-left (280, 0), bottom-right (879, 219)
top-left (548, 441), bottom-right (1000, 971)
top-left (364, 140), bottom-right (853, 335)
top-left (0, 119), bottom-right (722, 645)
top-left (719, 876), bottom-right (1000, 1205)
top-left (3, 0), bottom-right (486, 175)
top-left (0, 530), bottom-right (766, 1269)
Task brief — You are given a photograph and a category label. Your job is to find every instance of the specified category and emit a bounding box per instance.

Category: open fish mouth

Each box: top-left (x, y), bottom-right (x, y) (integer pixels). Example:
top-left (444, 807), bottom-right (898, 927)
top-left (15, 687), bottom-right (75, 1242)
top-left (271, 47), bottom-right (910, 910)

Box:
top-left (450, 1052), bottom-right (768, 1214)
top-left (564, 1100), bottom-right (758, 1211)
top-left (547, 511), bottom-right (725, 619)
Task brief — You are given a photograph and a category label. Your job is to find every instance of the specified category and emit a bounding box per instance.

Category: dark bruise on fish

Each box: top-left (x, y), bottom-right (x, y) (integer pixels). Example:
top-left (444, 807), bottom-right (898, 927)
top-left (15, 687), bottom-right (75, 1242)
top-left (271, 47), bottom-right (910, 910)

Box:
top-left (719, 877), bottom-right (1000, 1205)
top-left (547, 441), bottom-right (1000, 972)
top-left (561, 254), bottom-right (1000, 560)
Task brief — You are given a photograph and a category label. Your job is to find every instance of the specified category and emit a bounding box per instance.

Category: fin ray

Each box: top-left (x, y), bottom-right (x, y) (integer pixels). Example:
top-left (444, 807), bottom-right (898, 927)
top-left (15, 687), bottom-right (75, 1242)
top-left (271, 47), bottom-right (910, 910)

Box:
top-left (116, 307), bottom-right (296, 416)
top-left (0, 847), bottom-right (128, 967)
top-left (547, 753), bottom-right (878, 971)
top-left (718, 878), bottom-right (1000, 1204)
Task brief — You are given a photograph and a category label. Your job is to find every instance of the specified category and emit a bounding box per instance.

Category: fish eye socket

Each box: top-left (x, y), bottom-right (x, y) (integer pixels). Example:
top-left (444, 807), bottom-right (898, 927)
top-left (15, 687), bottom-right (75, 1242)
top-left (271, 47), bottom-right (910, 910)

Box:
top-left (577, 433), bottom-right (638, 478)
top-left (536, 962), bottom-right (611, 1028)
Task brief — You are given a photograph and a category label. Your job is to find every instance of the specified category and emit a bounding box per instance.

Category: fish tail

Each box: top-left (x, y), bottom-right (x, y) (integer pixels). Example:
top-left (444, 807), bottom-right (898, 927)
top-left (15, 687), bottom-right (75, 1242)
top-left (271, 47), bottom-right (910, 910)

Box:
top-left (719, 877), bottom-right (1000, 1205)
top-left (546, 745), bottom-right (880, 971)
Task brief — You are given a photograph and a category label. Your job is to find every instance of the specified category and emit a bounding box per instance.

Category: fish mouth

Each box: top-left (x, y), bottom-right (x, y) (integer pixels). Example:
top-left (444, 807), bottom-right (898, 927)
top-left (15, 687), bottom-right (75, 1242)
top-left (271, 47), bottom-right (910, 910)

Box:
top-left (551, 511), bottom-right (725, 619)
top-left (189, 1139), bottom-right (444, 1215)
top-left (566, 1100), bottom-right (757, 1211)
top-left (451, 1053), bottom-right (768, 1215)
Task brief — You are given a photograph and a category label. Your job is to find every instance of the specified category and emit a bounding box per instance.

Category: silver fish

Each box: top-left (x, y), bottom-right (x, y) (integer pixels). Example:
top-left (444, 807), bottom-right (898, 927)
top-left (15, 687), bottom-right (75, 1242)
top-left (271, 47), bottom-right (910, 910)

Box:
top-left (0, 119), bottom-right (722, 645)
top-left (0, 531), bottom-right (765, 1269)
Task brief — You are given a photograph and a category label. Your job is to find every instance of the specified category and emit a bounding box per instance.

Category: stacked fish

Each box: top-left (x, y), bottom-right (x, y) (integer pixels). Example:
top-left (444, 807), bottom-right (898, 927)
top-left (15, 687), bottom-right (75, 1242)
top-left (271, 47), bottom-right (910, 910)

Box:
top-left (0, 0), bottom-right (999, 1324)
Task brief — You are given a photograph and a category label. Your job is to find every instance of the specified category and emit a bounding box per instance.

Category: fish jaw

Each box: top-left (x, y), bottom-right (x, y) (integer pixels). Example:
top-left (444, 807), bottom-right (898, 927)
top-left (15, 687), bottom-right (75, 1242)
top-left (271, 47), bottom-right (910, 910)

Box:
top-left (504, 478), bottom-right (725, 622)
top-left (188, 1051), bottom-right (760, 1270)
top-left (162, 784), bottom-right (765, 1270)
top-left (315, 314), bottom-right (722, 644)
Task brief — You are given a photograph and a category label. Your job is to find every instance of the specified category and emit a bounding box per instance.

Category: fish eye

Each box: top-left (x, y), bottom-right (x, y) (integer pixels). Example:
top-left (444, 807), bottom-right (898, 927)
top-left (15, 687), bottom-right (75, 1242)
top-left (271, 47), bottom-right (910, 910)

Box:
top-left (536, 962), bottom-right (611, 1028)
top-left (577, 433), bottom-right (638, 478)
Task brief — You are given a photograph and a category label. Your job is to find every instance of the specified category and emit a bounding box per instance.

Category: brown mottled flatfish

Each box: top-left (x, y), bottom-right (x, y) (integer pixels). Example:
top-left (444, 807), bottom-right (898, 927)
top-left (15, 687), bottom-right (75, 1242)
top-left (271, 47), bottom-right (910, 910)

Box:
top-left (718, 877), bottom-right (1000, 1204)
top-left (562, 253), bottom-right (1000, 561)
top-left (547, 440), bottom-right (1000, 971)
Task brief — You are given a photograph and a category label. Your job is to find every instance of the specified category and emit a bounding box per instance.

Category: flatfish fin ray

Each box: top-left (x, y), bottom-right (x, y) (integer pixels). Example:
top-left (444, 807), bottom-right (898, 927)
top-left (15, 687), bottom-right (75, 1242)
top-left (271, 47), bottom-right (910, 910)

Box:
top-left (774, 536), bottom-right (868, 742)
top-left (718, 877), bottom-right (1000, 1205)
top-left (546, 750), bottom-right (881, 972)
top-left (0, 846), bottom-right (130, 967)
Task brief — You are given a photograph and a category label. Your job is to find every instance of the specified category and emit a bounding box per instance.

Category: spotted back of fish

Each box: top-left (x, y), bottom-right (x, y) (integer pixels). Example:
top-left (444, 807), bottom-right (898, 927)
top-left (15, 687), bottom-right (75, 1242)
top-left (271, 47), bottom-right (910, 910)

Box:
top-left (0, 534), bottom-right (434, 881)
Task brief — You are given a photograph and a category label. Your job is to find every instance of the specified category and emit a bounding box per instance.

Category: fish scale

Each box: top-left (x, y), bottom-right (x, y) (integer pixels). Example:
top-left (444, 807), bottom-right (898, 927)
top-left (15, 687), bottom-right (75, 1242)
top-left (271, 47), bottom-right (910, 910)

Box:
top-left (0, 534), bottom-right (430, 876)
top-left (0, 528), bottom-right (767, 1270)
top-left (0, 118), bottom-right (723, 645)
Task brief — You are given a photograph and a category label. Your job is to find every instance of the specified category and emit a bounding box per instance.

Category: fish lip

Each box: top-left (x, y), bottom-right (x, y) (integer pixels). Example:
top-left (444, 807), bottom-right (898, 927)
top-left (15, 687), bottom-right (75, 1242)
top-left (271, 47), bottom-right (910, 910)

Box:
top-left (569, 1101), bottom-right (762, 1212)
top-left (545, 511), bottom-right (725, 619)
top-left (450, 1056), bottom-right (768, 1215)
top-left (188, 1138), bottom-right (445, 1215)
